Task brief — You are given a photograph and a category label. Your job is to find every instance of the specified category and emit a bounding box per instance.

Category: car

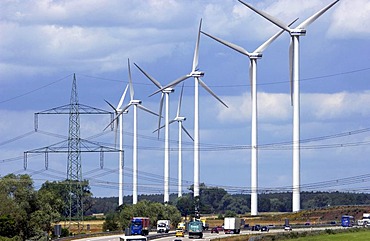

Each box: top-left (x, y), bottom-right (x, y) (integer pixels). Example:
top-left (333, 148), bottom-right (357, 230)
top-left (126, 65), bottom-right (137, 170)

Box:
top-left (210, 227), bottom-right (219, 233)
top-left (217, 226), bottom-right (224, 232)
top-left (251, 224), bottom-right (261, 231)
top-left (284, 225), bottom-right (292, 231)
top-left (175, 229), bottom-right (185, 237)
top-left (260, 226), bottom-right (269, 232)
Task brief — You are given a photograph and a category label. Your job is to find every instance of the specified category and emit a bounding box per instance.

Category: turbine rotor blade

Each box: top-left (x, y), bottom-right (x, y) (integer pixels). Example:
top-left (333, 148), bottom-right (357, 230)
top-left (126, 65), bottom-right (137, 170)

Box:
top-left (153, 119), bottom-right (176, 133)
top-left (117, 84), bottom-right (129, 109)
top-left (149, 74), bottom-right (191, 97)
top-left (177, 83), bottom-right (185, 117)
top-left (254, 18), bottom-right (298, 53)
top-left (289, 40), bottom-right (293, 106)
top-left (104, 114), bottom-right (118, 131)
top-left (297, 0), bottom-right (340, 29)
top-left (137, 104), bottom-right (160, 116)
top-left (182, 125), bottom-right (194, 141)
top-left (201, 31), bottom-right (250, 57)
top-left (127, 58), bottom-right (134, 101)
top-left (157, 93), bottom-right (164, 138)
top-left (134, 63), bottom-right (162, 89)
top-left (104, 99), bottom-right (118, 132)
top-left (104, 103), bottom-right (131, 131)
top-left (114, 122), bottom-right (118, 148)
top-left (192, 19), bottom-right (202, 72)
top-left (104, 99), bottom-right (117, 114)
top-left (120, 103), bottom-right (131, 114)
top-left (238, 0), bottom-right (291, 32)
top-left (198, 78), bottom-right (228, 108)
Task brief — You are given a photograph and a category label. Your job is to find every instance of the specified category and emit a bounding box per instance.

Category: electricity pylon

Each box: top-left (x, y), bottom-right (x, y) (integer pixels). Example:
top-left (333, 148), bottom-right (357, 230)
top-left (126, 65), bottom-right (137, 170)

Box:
top-left (25, 74), bottom-right (117, 232)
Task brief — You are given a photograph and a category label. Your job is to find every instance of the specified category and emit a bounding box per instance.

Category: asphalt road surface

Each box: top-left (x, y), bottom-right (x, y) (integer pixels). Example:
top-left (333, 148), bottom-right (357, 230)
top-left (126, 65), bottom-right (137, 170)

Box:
top-left (72, 226), bottom-right (346, 241)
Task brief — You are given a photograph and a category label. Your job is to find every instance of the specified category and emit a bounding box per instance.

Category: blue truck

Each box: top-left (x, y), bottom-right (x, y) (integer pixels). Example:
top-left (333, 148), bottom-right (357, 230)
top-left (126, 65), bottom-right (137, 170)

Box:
top-left (188, 220), bottom-right (203, 239)
top-left (130, 217), bottom-right (150, 235)
top-left (341, 215), bottom-right (354, 227)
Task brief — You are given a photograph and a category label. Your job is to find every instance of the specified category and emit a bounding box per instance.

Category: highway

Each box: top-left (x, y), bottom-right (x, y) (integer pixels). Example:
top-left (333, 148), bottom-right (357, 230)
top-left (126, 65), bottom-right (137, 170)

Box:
top-left (71, 226), bottom-right (346, 241)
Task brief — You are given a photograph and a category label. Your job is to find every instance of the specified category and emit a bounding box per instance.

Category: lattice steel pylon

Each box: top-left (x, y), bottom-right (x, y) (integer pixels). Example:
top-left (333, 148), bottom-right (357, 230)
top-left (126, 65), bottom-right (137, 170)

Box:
top-left (26, 73), bottom-right (116, 233)
top-left (67, 73), bottom-right (83, 231)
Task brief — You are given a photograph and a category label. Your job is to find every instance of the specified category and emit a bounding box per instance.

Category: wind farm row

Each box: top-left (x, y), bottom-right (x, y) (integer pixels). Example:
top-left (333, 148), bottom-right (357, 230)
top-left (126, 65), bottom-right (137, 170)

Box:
top-left (3, 0), bottom-right (365, 217)
top-left (104, 0), bottom-right (340, 216)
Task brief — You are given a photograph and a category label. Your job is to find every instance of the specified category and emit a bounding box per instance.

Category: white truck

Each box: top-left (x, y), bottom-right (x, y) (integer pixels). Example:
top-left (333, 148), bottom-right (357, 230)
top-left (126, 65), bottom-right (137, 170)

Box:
top-left (156, 219), bottom-right (171, 233)
top-left (357, 213), bottom-right (370, 226)
top-left (224, 217), bottom-right (241, 234)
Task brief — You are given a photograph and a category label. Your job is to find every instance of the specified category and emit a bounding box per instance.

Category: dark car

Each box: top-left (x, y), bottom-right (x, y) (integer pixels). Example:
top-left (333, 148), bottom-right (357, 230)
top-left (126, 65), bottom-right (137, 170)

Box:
top-left (210, 227), bottom-right (219, 233)
top-left (251, 225), bottom-right (261, 231)
top-left (260, 226), bottom-right (269, 232)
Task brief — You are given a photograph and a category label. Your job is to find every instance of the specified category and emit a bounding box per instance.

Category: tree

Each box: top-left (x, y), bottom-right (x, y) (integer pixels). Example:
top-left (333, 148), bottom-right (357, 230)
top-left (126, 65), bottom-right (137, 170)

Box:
top-left (38, 179), bottom-right (93, 218)
top-left (200, 186), bottom-right (227, 213)
top-left (258, 196), bottom-right (271, 212)
top-left (176, 195), bottom-right (194, 218)
top-left (0, 174), bottom-right (38, 240)
top-left (102, 213), bottom-right (119, 232)
top-left (118, 201), bottom-right (182, 231)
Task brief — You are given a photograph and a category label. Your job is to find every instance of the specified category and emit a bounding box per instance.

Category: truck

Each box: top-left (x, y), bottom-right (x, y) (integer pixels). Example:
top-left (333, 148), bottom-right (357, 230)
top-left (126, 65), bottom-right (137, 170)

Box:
top-left (188, 220), bottom-right (203, 239)
top-left (224, 217), bottom-right (241, 234)
top-left (130, 217), bottom-right (150, 235)
top-left (156, 219), bottom-right (170, 233)
top-left (177, 222), bottom-right (186, 231)
top-left (341, 215), bottom-right (354, 227)
top-left (357, 213), bottom-right (370, 226)
top-left (200, 218), bottom-right (209, 230)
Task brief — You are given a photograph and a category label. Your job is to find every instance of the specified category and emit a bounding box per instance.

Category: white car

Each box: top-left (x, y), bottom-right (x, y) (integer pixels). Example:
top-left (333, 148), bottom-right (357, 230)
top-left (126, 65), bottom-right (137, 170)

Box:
top-left (284, 225), bottom-right (292, 231)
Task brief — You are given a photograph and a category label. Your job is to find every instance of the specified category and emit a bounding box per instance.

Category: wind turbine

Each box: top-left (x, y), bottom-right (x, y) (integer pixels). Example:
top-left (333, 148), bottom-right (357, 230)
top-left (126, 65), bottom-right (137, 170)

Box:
top-left (154, 83), bottom-right (194, 197)
top-left (114, 58), bottom-right (159, 205)
top-left (105, 84), bottom-right (129, 206)
top-left (151, 19), bottom-right (228, 203)
top-left (174, 84), bottom-right (193, 197)
top-left (238, 0), bottom-right (340, 212)
top-left (201, 18), bottom-right (297, 216)
top-left (133, 62), bottom-right (174, 204)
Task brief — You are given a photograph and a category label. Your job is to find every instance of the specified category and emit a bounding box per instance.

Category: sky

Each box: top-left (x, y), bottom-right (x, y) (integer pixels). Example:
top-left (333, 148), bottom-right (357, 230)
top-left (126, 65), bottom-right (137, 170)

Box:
top-left (1, 0), bottom-right (370, 200)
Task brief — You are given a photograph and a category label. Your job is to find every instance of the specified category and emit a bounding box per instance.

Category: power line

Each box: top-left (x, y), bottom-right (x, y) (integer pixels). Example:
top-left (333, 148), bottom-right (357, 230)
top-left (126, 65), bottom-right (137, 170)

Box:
top-left (1, 66), bottom-right (369, 106)
top-left (0, 74), bottom-right (73, 104)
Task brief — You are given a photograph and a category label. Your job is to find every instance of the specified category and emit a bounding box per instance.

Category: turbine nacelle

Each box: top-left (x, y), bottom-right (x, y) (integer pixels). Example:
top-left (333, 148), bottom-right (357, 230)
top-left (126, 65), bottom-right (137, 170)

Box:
top-left (249, 53), bottom-right (263, 59)
top-left (291, 29), bottom-right (307, 36)
top-left (175, 116), bottom-right (186, 121)
top-left (117, 109), bottom-right (129, 114)
top-left (130, 100), bottom-right (142, 105)
top-left (163, 88), bottom-right (174, 93)
top-left (190, 71), bottom-right (204, 78)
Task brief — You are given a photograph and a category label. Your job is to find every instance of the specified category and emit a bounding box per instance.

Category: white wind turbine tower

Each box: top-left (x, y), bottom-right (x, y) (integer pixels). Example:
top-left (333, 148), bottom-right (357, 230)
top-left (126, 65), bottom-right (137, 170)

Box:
top-left (201, 18), bottom-right (296, 216)
top-left (238, 0), bottom-right (340, 212)
top-left (153, 84), bottom-right (194, 197)
top-left (133, 62), bottom-right (174, 203)
top-left (115, 58), bottom-right (159, 205)
top-left (152, 19), bottom-right (228, 203)
top-left (173, 84), bottom-right (194, 197)
top-left (105, 84), bottom-right (129, 206)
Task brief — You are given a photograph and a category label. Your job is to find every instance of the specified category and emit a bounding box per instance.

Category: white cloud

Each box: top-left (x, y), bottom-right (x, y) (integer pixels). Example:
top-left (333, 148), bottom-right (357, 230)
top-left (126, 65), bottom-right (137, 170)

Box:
top-left (302, 91), bottom-right (370, 121)
top-left (328, 0), bottom-right (370, 39)
top-left (217, 90), bottom-right (370, 124)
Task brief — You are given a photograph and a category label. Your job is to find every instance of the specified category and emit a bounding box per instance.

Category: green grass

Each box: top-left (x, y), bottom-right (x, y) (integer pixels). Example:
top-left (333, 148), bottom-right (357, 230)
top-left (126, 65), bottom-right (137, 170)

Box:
top-left (286, 229), bottom-right (370, 241)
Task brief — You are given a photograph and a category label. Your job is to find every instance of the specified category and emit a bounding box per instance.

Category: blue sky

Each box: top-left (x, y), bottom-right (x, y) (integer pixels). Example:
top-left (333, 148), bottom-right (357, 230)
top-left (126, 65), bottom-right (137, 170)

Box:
top-left (1, 0), bottom-right (370, 199)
